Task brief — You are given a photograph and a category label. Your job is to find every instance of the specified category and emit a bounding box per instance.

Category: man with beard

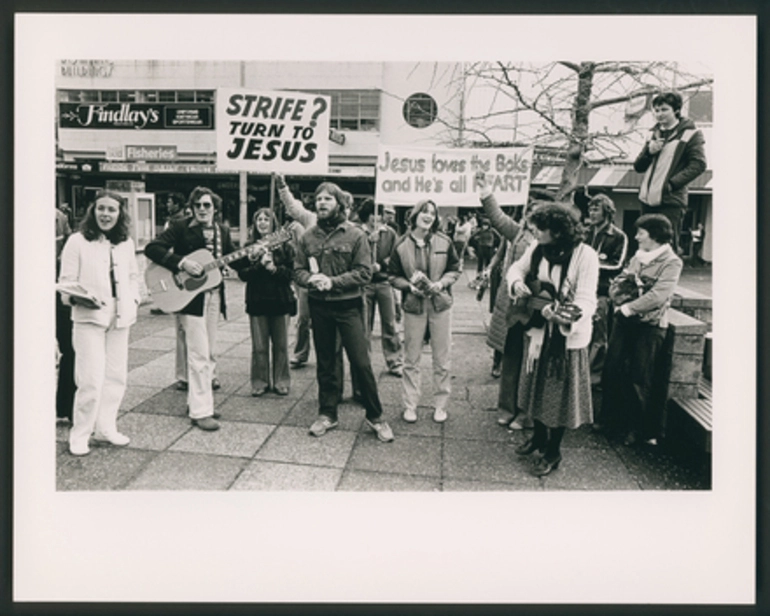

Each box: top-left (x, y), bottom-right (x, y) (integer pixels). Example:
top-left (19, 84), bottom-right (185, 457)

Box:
top-left (294, 181), bottom-right (394, 442)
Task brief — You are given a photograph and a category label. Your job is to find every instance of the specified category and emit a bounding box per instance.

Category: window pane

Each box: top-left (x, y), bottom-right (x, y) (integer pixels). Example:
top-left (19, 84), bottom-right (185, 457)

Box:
top-left (101, 91), bottom-right (118, 102)
top-left (159, 90), bottom-right (176, 102)
top-left (118, 91), bottom-right (136, 102)
top-left (80, 91), bottom-right (99, 102)
top-left (195, 91), bottom-right (214, 102)
top-left (177, 91), bottom-right (195, 102)
top-left (142, 91), bottom-right (159, 102)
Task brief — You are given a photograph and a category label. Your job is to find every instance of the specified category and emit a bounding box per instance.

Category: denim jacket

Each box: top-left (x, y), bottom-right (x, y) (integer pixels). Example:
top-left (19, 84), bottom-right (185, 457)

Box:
top-left (294, 221), bottom-right (372, 301)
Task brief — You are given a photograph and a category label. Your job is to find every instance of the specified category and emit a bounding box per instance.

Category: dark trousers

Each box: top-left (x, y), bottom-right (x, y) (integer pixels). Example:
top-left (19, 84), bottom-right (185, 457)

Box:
top-left (476, 245), bottom-right (496, 273)
top-left (641, 203), bottom-right (685, 254)
top-left (600, 313), bottom-right (667, 440)
top-left (309, 297), bottom-right (383, 421)
top-left (56, 297), bottom-right (76, 420)
top-left (498, 323), bottom-right (525, 416)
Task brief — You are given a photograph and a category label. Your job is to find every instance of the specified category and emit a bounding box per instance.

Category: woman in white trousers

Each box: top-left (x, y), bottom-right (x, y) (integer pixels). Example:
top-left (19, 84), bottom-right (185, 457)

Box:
top-left (58, 191), bottom-right (140, 456)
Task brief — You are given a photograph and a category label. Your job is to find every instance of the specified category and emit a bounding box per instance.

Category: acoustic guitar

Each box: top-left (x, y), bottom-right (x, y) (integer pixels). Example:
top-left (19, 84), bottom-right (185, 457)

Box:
top-left (508, 279), bottom-right (583, 326)
top-left (145, 229), bottom-right (292, 313)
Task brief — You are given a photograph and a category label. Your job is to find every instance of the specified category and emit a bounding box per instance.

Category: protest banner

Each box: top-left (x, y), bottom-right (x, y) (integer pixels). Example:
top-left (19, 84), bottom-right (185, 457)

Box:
top-left (216, 88), bottom-right (331, 174)
top-left (375, 145), bottom-right (534, 207)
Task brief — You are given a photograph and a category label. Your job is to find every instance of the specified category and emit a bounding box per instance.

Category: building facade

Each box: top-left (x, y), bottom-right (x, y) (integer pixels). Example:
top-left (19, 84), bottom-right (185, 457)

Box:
top-left (55, 60), bottom-right (712, 260)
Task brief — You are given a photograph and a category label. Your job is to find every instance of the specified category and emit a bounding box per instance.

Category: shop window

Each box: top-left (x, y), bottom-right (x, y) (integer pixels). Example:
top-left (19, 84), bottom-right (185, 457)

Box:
top-left (177, 91), bottom-right (195, 102)
top-left (195, 91), bottom-right (215, 102)
top-left (403, 93), bottom-right (437, 129)
top-left (101, 90), bottom-right (118, 102)
top-left (118, 90), bottom-right (137, 102)
top-left (302, 89), bottom-right (380, 131)
top-left (79, 91), bottom-right (99, 102)
top-left (142, 91), bottom-right (159, 102)
top-left (159, 90), bottom-right (176, 102)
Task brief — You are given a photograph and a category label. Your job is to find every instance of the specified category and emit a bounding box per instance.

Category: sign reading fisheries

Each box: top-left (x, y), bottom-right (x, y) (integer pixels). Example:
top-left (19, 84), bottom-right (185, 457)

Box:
top-left (216, 88), bottom-right (331, 174)
top-left (375, 145), bottom-right (534, 207)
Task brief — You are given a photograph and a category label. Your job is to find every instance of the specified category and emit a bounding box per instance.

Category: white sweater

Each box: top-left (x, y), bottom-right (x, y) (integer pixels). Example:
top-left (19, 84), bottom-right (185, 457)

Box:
top-left (506, 241), bottom-right (599, 349)
top-left (58, 232), bottom-right (141, 329)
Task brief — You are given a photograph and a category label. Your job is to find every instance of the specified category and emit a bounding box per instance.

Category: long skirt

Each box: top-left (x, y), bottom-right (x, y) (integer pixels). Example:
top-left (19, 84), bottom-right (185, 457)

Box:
top-left (517, 330), bottom-right (593, 429)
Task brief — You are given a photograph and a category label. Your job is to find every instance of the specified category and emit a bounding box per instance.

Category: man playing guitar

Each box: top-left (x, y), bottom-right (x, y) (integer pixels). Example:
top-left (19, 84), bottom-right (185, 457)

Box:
top-left (145, 187), bottom-right (243, 431)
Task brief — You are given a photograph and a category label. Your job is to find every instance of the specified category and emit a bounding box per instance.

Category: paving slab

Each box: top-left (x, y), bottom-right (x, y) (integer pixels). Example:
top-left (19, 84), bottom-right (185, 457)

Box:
top-left (443, 439), bottom-right (541, 489)
top-left (385, 406), bottom-right (444, 437)
top-left (282, 397), bottom-right (367, 433)
top-left (131, 389), bottom-right (189, 417)
top-left (337, 469), bottom-right (441, 491)
top-left (231, 460), bottom-right (343, 491)
top-left (443, 478), bottom-right (546, 491)
top-left (169, 421), bottom-right (275, 458)
top-left (541, 447), bottom-right (641, 490)
top-left (119, 385), bottom-right (160, 412)
top-left (443, 401), bottom-right (512, 443)
top-left (57, 445), bottom-right (156, 491)
top-left (128, 348), bottom-right (170, 371)
top-left (255, 425), bottom-right (357, 468)
top-left (116, 413), bottom-right (193, 451)
top-left (128, 334), bottom-right (177, 351)
top-left (346, 433), bottom-right (442, 478)
top-left (610, 442), bottom-right (710, 490)
top-left (126, 354), bottom-right (177, 388)
top-left (124, 451), bottom-right (248, 490)
top-left (215, 394), bottom-right (295, 424)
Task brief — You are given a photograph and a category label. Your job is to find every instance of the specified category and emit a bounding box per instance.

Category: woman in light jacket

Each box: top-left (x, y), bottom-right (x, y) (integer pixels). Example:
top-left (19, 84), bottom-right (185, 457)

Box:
top-left (599, 214), bottom-right (683, 446)
top-left (506, 203), bottom-right (599, 476)
top-left (388, 199), bottom-right (461, 423)
top-left (58, 191), bottom-right (141, 456)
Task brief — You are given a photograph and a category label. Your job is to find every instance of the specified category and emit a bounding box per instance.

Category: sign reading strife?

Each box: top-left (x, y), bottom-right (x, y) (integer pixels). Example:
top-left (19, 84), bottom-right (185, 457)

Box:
top-left (375, 145), bottom-right (534, 207)
top-left (216, 88), bottom-right (331, 174)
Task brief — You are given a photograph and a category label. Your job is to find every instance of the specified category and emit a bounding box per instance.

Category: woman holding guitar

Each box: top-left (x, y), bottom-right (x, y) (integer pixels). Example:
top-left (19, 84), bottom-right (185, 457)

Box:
top-left (506, 203), bottom-right (600, 476)
top-left (238, 208), bottom-right (296, 397)
top-left (57, 192), bottom-right (141, 455)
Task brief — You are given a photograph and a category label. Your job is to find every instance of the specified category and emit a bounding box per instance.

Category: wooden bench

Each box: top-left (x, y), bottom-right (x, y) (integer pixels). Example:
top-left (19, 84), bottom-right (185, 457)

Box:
top-left (669, 376), bottom-right (712, 453)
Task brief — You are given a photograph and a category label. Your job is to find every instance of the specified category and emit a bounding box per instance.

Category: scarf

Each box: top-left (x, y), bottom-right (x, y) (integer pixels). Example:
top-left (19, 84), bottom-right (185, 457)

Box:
top-left (634, 242), bottom-right (669, 265)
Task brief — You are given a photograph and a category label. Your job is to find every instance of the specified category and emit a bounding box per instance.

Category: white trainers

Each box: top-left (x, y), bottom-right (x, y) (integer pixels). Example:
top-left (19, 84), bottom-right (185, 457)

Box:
top-left (433, 408), bottom-right (448, 423)
top-left (93, 432), bottom-right (131, 446)
top-left (402, 408), bottom-right (417, 423)
top-left (69, 443), bottom-right (90, 456)
top-left (365, 419), bottom-right (395, 442)
top-left (309, 415), bottom-right (339, 437)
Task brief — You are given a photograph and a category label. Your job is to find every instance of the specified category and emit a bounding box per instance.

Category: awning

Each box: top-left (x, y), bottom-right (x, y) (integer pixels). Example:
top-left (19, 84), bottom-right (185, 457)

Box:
top-left (532, 165), bottom-right (712, 193)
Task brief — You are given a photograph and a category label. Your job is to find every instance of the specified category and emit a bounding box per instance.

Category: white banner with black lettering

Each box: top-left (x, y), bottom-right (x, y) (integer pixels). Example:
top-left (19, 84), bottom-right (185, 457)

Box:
top-left (216, 88), bottom-right (331, 174)
top-left (375, 145), bottom-right (534, 207)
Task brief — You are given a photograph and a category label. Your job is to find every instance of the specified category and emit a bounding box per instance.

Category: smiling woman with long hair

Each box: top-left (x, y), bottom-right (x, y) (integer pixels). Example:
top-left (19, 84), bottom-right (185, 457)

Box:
top-left (388, 199), bottom-right (461, 424)
top-left (57, 191), bottom-right (141, 456)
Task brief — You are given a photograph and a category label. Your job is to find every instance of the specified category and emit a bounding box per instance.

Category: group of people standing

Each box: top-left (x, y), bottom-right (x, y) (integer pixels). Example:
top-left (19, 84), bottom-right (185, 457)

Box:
top-left (56, 89), bottom-right (705, 480)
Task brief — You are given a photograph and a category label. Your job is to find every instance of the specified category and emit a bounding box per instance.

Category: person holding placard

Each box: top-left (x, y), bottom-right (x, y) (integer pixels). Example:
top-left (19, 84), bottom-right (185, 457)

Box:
top-left (294, 181), bottom-right (394, 442)
top-left (506, 203), bottom-right (599, 476)
top-left (388, 199), bottom-right (461, 423)
top-left (57, 192), bottom-right (141, 456)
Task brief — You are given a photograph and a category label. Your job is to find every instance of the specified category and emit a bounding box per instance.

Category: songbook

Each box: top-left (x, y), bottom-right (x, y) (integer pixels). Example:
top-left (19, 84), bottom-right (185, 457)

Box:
top-left (56, 282), bottom-right (104, 309)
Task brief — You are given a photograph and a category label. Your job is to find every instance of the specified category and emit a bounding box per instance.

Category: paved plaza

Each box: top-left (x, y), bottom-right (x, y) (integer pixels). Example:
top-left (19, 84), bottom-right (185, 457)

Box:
top-left (56, 263), bottom-right (712, 491)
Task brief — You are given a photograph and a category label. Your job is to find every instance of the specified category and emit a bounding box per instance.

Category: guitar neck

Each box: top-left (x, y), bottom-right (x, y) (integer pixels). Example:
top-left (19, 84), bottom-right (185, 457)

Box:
top-left (201, 231), bottom-right (289, 273)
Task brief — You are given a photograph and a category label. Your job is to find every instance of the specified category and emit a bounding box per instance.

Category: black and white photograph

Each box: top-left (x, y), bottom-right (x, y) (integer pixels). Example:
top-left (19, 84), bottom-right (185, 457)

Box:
top-left (14, 12), bottom-right (756, 606)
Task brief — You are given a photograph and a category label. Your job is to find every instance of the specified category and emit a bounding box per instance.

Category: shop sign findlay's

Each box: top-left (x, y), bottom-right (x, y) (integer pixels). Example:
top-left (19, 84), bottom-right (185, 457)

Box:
top-left (58, 103), bottom-right (214, 130)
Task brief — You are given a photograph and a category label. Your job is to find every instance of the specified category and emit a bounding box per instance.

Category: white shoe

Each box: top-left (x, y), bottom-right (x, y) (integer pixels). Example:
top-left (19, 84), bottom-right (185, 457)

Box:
top-left (402, 408), bottom-right (417, 423)
top-left (69, 443), bottom-right (90, 456)
top-left (93, 432), bottom-right (131, 446)
top-left (433, 408), bottom-right (448, 423)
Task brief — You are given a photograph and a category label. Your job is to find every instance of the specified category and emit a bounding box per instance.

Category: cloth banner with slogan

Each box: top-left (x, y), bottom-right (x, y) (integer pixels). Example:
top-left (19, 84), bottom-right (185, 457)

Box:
top-left (216, 88), bottom-right (331, 174)
top-left (375, 145), bottom-right (534, 207)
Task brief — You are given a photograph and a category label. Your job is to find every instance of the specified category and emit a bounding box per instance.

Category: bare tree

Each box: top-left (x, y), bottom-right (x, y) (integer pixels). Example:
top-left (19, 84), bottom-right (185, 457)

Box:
top-left (437, 61), bottom-right (713, 200)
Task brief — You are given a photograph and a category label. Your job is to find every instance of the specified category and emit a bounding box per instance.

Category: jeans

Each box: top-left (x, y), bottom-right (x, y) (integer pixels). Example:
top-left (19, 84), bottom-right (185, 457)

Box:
top-left (179, 290), bottom-right (219, 419)
top-left (249, 314), bottom-right (290, 392)
top-left (309, 297), bottom-right (383, 421)
top-left (69, 311), bottom-right (130, 451)
top-left (402, 303), bottom-right (452, 413)
top-left (364, 281), bottom-right (403, 371)
top-left (497, 323), bottom-right (526, 421)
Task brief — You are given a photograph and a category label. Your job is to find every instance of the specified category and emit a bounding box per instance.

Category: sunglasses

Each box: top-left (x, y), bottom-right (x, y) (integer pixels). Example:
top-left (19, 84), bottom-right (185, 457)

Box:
top-left (194, 201), bottom-right (214, 210)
